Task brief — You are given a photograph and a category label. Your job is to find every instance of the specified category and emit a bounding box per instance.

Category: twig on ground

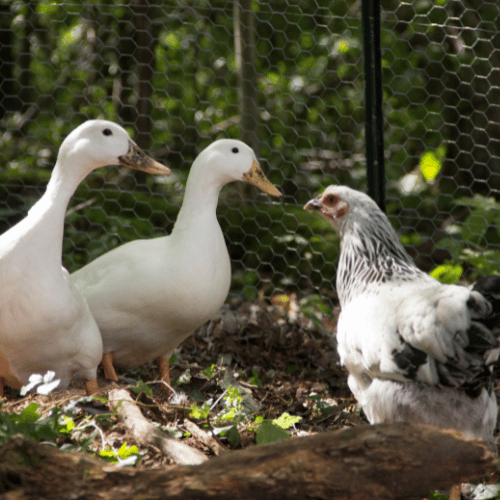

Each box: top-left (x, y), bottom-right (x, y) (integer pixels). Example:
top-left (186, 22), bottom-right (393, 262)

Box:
top-left (107, 388), bottom-right (207, 465)
top-left (183, 419), bottom-right (225, 456)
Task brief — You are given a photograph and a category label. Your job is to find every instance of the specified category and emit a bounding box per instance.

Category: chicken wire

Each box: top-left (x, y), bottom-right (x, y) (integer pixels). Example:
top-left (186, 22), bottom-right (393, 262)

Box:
top-left (0, 1), bottom-right (499, 305)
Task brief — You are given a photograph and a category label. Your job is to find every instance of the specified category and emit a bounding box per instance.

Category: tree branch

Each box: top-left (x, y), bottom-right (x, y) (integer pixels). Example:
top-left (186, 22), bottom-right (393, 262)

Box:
top-left (108, 388), bottom-right (207, 465)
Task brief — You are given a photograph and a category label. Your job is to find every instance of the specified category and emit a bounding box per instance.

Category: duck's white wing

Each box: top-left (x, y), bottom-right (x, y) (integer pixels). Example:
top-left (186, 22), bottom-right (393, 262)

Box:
top-left (71, 238), bottom-right (167, 332)
top-left (72, 236), bottom-right (213, 367)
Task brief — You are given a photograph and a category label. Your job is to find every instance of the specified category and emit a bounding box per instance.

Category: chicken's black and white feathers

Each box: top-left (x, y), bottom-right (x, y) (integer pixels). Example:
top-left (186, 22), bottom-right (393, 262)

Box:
top-left (305, 185), bottom-right (500, 443)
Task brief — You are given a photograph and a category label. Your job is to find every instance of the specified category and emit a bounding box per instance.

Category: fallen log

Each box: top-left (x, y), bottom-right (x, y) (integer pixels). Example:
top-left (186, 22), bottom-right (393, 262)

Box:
top-left (0, 423), bottom-right (495, 500)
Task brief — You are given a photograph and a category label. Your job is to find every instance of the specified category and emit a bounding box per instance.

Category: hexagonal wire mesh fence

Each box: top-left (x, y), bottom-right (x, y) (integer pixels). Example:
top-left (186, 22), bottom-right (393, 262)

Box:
top-left (0, 1), bottom-right (499, 313)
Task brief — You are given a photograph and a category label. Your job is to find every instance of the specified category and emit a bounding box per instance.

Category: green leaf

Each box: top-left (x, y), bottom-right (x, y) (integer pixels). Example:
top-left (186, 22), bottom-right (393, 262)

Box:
top-left (201, 364), bottom-right (216, 379)
top-left (336, 39), bottom-right (350, 54)
top-left (130, 380), bottom-right (153, 398)
top-left (461, 249), bottom-right (500, 277)
top-left (434, 238), bottom-right (464, 260)
top-left (162, 32), bottom-right (181, 49)
top-left (95, 414), bottom-right (113, 426)
top-left (426, 492), bottom-right (449, 500)
top-left (457, 194), bottom-right (498, 211)
top-left (190, 389), bottom-right (206, 402)
top-left (249, 370), bottom-right (263, 388)
top-left (419, 149), bottom-right (444, 181)
top-left (98, 446), bottom-right (118, 463)
top-left (400, 233), bottom-right (421, 246)
top-left (117, 442), bottom-right (139, 460)
top-left (59, 24), bottom-right (84, 47)
top-left (227, 425), bottom-right (240, 447)
top-left (59, 416), bottom-right (75, 434)
top-left (242, 270), bottom-right (259, 285)
top-left (189, 402), bottom-right (211, 420)
top-left (272, 412), bottom-right (302, 430)
top-left (14, 404), bottom-right (41, 425)
top-left (430, 264), bottom-right (463, 284)
top-left (255, 421), bottom-right (290, 444)
top-left (462, 212), bottom-right (491, 245)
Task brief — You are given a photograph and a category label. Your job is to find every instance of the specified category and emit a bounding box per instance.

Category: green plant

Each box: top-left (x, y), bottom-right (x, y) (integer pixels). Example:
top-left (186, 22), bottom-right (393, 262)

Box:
top-left (427, 493), bottom-right (451, 500)
top-left (306, 394), bottom-right (336, 418)
top-left (249, 369), bottom-right (263, 388)
top-left (130, 380), bottom-right (153, 398)
top-left (201, 364), bottom-right (217, 379)
top-left (98, 442), bottom-right (144, 466)
top-left (299, 294), bottom-right (334, 335)
top-left (0, 402), bottom-right (62, 444)
top-left (0, 374), bottom-right (145, 466)
top-left (254, 412), bottom-right (302, 445)
top-left (188, 381), bottom-right (261, 447)
top-left (432, 194), bottom-right (500, 282)
top-left (189, 402), bottom-right (211, 420)
top-left (216, 386), bottom-right (246, 424)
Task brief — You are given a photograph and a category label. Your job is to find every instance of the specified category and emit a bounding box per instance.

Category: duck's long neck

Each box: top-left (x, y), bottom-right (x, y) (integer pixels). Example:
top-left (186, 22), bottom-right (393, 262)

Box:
top-left (171, 166), bottom-right (224, 238)
top-left (23, 162), bottom-right (87, 266)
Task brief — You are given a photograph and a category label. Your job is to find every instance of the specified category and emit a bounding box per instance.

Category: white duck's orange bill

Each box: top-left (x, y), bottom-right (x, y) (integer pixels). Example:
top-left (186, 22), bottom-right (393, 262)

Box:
top-left (243, 160), bottom-right (282, 198)
top-left (119, 141), bottom-right (171, 175)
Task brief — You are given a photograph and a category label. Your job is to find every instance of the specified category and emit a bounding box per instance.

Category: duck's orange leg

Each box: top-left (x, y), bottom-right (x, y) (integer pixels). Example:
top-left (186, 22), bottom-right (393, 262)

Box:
top-left (101, 352), bottom-right (119, 382)
top-left (84, 378), bottom-right (99, 396)
top-left (157, 356), bottom-right (171, 392)
top-left (450, 484), bottom-right (461, 500)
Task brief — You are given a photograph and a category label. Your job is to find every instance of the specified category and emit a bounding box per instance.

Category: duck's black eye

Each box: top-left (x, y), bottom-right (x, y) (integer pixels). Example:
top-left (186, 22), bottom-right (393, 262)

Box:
top-left (231, 147), bottom-right (239, 153)
top-left (102, 128), bottom-right (112, 136)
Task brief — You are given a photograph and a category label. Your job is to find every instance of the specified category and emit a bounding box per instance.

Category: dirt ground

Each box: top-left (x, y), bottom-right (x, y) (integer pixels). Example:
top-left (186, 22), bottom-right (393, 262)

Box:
top-left (2, 293), bottom-right (364, 466)
top-left (2, 293), bottom-right (498, 500)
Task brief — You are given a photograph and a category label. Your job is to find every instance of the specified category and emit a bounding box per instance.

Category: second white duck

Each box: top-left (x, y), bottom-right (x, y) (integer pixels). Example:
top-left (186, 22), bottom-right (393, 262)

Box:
top-left (72, 139), bottom-right (282, 387)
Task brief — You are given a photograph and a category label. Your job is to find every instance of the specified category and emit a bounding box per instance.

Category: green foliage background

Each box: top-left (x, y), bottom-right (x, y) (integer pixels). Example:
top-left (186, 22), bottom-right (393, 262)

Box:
top-left (1, 0), bottom-right (500, 299)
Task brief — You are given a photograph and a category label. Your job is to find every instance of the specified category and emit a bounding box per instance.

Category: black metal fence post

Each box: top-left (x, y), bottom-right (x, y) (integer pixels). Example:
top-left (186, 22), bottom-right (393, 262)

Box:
top-left (362, 0), bottom-right (385, 211)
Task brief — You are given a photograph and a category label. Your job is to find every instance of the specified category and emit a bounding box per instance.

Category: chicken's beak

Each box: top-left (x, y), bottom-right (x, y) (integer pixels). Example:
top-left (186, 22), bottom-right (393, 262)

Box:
top-left (303, 197), bottom-right (322, 211)
top-left (242, 160), bottom-right (282, 198)
top-left (119, 141), bottom-right (171, 175)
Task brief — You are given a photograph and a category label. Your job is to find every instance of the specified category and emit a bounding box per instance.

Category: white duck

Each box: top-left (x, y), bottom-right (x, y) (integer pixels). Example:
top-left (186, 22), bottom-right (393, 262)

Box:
top-left (72, 139), bottom-right (282, 388)
top-left (0, 120), bottom-right (171, 396)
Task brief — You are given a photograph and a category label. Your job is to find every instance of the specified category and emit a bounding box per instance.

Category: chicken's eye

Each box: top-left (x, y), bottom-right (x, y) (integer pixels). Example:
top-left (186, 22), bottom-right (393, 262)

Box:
top-left (324, 194), bottom-right (338, 206)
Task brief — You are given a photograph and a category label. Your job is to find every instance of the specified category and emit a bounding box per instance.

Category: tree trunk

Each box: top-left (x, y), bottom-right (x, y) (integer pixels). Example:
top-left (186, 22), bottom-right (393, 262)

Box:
top-left (18, 2), bottom-right (37, 114)
top-left (133, 0), bottom-right (156, 151)
top-left (116, 8), bottom-right (136, 127)
top-left (129, 0), bottom-right (157, 186)
top-left (0, 423), bottom-right (495, 500)
top-left (234, 0), bottom-right (259, 156)
top-left (0, 5), bottom-right (15, 119)
top-left (234, 0), bottom-right (260, 203)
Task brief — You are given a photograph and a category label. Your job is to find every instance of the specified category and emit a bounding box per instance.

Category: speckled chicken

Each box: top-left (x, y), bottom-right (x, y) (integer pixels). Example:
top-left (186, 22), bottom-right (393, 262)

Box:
top-left (304, 185), bottom-right (500, 448)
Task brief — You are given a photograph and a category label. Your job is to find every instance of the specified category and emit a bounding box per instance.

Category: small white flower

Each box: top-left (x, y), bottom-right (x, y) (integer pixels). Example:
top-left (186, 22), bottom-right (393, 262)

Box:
top-left (20, 371), bottom-right (61, 396)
